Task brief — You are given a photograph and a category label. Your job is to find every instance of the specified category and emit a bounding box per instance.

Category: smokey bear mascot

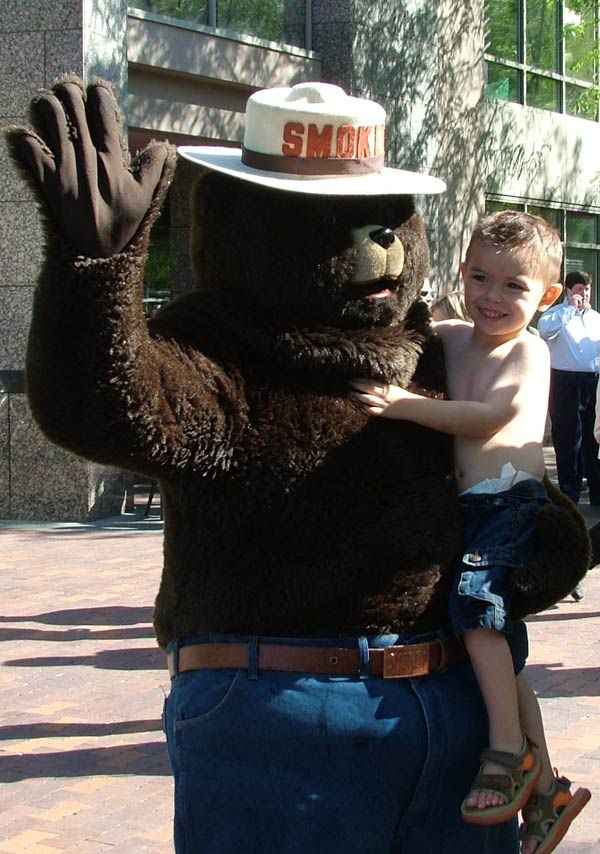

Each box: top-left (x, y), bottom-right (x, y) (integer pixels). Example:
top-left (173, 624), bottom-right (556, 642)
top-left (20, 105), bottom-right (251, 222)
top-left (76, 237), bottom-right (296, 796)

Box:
top-left (6, 78), bottom-right (589, 853)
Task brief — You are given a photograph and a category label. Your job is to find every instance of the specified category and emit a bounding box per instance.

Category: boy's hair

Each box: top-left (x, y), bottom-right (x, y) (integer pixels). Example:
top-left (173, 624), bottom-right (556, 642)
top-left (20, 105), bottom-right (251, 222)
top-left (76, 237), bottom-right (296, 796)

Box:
top-left (466, 210), bottom-right (563, 286)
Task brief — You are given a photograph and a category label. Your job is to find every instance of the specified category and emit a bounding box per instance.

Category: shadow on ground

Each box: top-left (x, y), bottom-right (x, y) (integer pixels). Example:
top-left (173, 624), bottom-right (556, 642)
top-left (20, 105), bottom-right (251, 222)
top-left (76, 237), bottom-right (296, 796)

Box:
top-left (0, 742), bottom-right (170, 781)
top-left (4, 646), bottom-right (165, 671)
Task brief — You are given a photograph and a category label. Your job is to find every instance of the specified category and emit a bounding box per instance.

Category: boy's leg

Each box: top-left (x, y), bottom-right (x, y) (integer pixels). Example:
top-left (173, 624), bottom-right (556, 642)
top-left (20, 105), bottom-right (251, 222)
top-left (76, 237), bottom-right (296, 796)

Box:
top-left (463, 626), bottom-right (523, 810)
top-left (517, 672), bottom-right (554, 792)
top-left (517, 672), bottom-right (592, 854)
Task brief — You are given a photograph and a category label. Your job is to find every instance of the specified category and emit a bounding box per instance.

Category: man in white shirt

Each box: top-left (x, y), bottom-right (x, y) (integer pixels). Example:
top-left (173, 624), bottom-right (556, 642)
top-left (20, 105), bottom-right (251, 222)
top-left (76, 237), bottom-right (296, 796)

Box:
top-left (538, 270), bottom-right (600, 506)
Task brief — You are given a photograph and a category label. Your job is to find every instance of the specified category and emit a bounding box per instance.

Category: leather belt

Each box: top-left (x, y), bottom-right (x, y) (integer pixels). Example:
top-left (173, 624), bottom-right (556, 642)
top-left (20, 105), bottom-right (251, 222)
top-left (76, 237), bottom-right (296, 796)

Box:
top-left (166, 636), bottom-right (465, 680)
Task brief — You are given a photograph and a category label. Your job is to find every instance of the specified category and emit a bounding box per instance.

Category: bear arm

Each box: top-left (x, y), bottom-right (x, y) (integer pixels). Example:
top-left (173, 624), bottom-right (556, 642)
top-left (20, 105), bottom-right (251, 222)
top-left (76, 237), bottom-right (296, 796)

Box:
top-left (409, 335), bottom-right (448, 398)
top-left (26, 238), bottom-right (246, 478)
top-left (509, 476), bottom-right (590, 618)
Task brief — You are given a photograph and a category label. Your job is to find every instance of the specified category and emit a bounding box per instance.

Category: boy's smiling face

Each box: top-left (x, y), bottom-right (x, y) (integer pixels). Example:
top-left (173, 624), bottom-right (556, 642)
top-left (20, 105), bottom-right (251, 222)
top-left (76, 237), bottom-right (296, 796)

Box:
top-left (461, 240), bottom-right (562, 342)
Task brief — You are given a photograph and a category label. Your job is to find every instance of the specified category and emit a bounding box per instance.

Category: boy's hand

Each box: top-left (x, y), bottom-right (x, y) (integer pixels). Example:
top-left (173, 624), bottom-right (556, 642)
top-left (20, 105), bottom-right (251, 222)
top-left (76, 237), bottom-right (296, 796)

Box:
top-left (350, 379), bottom-right (418, 417)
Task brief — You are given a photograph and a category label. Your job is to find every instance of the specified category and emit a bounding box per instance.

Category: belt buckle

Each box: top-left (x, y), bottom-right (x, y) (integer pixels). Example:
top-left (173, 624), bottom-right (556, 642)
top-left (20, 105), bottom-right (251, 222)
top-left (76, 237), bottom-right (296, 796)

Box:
top-left (382, 645), bottom-right (430, 679)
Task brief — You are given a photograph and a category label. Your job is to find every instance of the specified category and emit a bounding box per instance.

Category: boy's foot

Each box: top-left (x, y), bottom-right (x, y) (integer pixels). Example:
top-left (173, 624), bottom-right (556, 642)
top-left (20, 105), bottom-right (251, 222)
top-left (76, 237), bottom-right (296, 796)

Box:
top-left (461, 735), bottom-right (541, 825)
top-left (519, 772), bottom-right (591, 854)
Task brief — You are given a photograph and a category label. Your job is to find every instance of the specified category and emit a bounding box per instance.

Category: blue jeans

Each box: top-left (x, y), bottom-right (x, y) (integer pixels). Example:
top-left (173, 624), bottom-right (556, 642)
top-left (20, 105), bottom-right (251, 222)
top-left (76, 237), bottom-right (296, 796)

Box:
top-left (163, 633), bottom-right (517, 853)
top-left (449, 479), bottom-right (549, 673)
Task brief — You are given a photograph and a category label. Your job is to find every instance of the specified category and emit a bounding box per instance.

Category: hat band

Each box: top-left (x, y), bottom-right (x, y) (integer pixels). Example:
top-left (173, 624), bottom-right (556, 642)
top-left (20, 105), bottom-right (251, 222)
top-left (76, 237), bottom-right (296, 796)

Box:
top-left (242, 147), bottom-right (384, 176)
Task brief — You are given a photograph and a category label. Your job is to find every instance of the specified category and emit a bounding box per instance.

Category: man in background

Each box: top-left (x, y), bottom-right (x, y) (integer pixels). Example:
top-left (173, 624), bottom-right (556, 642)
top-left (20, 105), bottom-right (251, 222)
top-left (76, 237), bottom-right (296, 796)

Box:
top-left (538, 271), bottom-right (600, 508)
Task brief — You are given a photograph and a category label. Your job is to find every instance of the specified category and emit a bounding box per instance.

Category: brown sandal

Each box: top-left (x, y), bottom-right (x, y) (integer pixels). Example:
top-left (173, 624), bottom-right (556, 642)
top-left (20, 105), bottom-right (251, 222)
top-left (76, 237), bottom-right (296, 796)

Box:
top-left (519, 771), bottom-right (591, 853)
top-left (461, 735), bottom-right (541, 825)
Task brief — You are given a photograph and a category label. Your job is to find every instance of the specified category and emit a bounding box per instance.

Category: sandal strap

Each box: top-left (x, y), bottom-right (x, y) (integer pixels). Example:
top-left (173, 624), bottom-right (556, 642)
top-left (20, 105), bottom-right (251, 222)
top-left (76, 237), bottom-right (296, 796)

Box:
top-left (480, 734), bottom-right (536, 771)
top-left (520, 773), bottom-right (574, 843)
top-left (480, 747), bottom-right (528, 769)
top-left (471, 773), bottom-right (512, 799)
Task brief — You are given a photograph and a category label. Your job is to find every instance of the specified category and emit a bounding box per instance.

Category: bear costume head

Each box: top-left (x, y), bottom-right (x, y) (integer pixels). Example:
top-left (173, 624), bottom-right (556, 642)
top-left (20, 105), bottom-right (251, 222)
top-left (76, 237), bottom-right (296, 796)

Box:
top-left (5, 77), bottom-right (589, 649)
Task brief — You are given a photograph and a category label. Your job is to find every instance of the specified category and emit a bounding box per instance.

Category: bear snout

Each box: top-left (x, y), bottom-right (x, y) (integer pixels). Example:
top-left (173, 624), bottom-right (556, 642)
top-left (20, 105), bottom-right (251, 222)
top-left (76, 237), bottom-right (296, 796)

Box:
top-left (350, 224), bottom-right (405, 284)
top-left (369, 227), bottom-right (396, 250)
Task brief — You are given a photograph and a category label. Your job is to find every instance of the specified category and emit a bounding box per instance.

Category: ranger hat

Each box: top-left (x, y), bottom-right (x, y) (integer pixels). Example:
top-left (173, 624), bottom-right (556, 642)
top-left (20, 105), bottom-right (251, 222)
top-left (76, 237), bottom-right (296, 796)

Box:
top-left (178, 82), bottom-right (445, 196)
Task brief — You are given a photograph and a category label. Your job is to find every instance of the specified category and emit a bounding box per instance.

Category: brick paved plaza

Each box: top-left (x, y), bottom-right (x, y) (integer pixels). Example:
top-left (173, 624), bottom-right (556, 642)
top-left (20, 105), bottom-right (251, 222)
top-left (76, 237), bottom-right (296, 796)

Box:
top-left (1, 472), bottom-right (599, 852)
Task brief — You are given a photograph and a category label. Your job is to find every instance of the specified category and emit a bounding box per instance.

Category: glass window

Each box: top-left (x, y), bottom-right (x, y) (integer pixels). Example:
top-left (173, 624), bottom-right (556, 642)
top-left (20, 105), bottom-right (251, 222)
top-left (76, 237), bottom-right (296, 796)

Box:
top-left (527, 72), bottom-right (560, 109)
top-left (485, 0), bottom-right (599, 120)
top-left (527, 205), bottom-right (562, 231)
top-left (217, 0), bottom-right (306, 46)
top-left (130, 0), bottom-right (308, 47)
top-left (567, 212), bottom-right (597, 243)
top-left (486, 0), bottom-right (519, 59)
top-left (566, 83), bottom-right (598, 118)
top-left (564, 1), bottom-right (596, 82)
top-left (485, 200), bottom-right (526, 212)
top-left (144, 204), bottom-right (172, 316)
top-left (526, 0), bottom-right (559, 70)
top-left (129, 0), bottom-right (209, 24)
top-left (565, 248), bottom-right (596, 275)
top-left (485, 62), bottom-right (521, 100)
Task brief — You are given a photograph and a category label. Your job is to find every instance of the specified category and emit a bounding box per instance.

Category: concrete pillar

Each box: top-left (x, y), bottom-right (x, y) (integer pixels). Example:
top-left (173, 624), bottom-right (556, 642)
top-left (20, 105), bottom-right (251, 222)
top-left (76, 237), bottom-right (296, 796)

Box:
top-left (0, 0), bottom-right (130, 520)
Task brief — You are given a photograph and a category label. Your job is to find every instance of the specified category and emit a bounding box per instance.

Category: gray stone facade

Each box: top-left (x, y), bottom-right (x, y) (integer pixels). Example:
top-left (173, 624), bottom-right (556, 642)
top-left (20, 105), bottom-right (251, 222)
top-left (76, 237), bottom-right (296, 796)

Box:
top-left (0, 0), bottom-right (130, 521)
top-left (3, 0), bottom-right (599, 519)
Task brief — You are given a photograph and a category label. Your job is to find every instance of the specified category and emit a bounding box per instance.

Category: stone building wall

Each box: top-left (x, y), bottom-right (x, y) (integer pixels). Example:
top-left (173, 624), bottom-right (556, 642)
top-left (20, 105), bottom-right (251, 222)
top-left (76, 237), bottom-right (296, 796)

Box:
top-left (0, 0), bottom-right (130, 520)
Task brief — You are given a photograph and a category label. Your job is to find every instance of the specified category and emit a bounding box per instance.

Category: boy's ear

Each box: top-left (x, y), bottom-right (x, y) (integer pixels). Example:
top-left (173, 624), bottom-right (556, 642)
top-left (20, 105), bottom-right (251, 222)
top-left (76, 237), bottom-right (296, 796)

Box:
top-left (538, 283), bottom-right (562, 312)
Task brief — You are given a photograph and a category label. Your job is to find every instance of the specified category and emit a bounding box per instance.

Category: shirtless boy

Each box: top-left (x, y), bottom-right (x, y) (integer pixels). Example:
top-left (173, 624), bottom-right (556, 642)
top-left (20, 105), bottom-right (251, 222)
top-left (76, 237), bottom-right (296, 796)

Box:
top-left (352, 211), bottom-right (590, 854)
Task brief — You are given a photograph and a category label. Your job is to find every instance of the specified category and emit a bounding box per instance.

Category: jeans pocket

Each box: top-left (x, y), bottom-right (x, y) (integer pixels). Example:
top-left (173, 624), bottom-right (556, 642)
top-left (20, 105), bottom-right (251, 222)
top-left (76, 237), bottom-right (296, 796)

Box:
top-left (174, 668), bottom-right (244, 732)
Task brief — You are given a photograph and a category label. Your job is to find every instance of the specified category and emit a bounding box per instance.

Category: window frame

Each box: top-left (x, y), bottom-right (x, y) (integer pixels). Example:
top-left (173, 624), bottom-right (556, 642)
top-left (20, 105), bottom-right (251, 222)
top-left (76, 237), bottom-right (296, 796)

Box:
top-left (128, 1), bottom-right (313, 51)
top-left (485, 0), bottom-right (600, 120)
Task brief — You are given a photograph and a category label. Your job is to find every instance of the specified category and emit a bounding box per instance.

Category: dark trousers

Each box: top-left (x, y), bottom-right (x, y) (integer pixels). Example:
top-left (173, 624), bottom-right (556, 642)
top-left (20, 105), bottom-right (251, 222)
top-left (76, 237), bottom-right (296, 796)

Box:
top-left (549, 368), bottom-right (600, 504)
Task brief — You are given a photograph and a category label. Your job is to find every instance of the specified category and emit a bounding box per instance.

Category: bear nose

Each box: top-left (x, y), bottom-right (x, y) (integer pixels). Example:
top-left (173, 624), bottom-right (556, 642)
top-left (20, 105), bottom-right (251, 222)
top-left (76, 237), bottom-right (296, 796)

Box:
top-left (369, 227), bottom-right (396, 250)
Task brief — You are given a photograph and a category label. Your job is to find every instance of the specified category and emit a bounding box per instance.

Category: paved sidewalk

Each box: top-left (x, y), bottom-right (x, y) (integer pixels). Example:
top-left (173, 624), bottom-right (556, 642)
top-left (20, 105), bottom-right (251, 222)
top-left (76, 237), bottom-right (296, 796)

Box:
top-left (1, 469), bottom-right (599, 852)
top-left (1, 516), bottom-right (171, 853)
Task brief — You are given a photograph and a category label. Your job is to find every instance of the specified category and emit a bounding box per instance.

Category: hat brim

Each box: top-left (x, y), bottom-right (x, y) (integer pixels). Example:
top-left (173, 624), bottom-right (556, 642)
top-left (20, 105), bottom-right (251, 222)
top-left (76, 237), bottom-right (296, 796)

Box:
top-left (178, 146), bottom-right (446, 196)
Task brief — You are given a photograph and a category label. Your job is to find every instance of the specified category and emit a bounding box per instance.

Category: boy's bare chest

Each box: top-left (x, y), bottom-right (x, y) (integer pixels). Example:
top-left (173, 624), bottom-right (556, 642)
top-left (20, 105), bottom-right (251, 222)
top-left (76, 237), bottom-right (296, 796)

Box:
top-left (446, 337), bottom-right (508, 403)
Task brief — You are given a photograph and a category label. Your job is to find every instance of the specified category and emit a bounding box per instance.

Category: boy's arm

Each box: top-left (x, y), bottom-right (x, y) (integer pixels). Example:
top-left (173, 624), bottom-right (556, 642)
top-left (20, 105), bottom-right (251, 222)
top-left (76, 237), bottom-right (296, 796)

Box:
top-left (351, 339), bottom-right (549, 439)
top-left (351, 381), bottom-right (514, 437)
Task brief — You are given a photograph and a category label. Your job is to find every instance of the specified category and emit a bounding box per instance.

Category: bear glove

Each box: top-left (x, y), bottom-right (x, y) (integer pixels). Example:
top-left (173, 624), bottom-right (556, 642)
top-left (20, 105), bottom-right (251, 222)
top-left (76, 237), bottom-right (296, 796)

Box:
top-left (509, 477), bottom-right (591, 619)
top-left (5, 76), bottom-right (176, 259)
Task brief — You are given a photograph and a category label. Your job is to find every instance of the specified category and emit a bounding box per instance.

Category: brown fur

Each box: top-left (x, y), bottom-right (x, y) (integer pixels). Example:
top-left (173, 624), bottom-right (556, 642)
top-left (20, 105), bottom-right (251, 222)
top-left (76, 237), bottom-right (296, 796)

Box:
top-left (22, 167), bottom-right (589, 648)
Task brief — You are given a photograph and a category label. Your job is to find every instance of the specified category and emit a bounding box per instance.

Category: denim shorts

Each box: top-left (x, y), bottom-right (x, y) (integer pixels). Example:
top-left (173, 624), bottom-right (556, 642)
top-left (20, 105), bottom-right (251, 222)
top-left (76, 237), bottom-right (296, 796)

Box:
top-left (164, 632), bottom-right (518, 853)
top-left (449, 478), bottom-right (549, 671)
